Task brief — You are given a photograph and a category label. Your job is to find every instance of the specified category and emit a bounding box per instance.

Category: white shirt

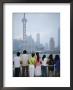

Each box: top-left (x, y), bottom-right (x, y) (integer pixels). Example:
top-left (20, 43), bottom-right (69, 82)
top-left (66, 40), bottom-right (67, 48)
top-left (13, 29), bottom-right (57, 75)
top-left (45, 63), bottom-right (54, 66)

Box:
top-left (14, 56), bottom-right (20, 68)
top-left (42, 58), bottom-right (48, 66)
top-left (21, 54), bottom-right (29, 66)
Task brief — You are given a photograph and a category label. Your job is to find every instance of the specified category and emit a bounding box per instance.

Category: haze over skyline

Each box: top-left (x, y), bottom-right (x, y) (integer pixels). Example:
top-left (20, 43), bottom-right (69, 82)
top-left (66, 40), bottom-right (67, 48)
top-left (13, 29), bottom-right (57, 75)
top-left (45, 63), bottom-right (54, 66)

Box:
top-left (12, 13), bottom-right (60, 47)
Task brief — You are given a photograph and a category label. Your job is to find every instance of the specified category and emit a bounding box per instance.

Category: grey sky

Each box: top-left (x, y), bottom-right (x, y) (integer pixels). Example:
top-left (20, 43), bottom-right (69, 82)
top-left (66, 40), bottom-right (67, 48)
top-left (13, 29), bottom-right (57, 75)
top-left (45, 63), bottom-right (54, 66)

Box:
top-left (12, 13), bottom-right (60, 47)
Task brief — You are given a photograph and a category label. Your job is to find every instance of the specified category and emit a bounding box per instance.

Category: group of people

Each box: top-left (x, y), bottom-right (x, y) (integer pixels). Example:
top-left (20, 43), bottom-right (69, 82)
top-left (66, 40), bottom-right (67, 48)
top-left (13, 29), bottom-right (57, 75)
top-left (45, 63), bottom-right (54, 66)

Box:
top-left (13, 50), bottom-right (60, 77)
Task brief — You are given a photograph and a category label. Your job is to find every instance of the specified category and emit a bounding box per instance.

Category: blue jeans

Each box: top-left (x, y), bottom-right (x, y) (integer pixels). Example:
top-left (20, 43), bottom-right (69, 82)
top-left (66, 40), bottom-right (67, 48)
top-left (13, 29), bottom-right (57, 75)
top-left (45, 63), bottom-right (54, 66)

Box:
top-left (41, 66), bottom-right (47, 77)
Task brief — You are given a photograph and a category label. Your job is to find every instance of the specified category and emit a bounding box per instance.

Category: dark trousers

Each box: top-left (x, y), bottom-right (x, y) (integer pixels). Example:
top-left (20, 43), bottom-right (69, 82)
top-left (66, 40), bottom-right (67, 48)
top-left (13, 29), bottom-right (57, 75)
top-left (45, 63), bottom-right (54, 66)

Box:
top-left (22, 66), bottom-right (28, 77)
top-left (15, 67), bottom-right (20, 77)
top-left (48, 66), bottom-right (54, 76)
top-left (41, 66), bottom-right (47, 77)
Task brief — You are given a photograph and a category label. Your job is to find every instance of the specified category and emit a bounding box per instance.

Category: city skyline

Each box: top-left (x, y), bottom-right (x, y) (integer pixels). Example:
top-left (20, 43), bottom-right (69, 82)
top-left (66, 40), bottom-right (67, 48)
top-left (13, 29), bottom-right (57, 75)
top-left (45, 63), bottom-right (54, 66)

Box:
top-left (12, 13), bottom-right (60, 47)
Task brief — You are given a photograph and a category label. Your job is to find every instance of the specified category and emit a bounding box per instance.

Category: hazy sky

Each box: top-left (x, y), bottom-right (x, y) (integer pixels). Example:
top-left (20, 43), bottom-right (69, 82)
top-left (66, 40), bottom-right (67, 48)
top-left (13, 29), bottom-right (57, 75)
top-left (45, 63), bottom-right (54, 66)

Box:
top-left (12, 13), bottom-right (60, 47)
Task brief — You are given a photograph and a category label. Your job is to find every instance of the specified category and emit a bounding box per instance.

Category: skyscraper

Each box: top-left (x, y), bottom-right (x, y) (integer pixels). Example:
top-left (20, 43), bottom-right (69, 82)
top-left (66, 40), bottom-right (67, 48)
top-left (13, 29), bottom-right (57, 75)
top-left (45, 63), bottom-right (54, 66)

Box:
top-left (36, 33), bottom-right (40, 44)
top-left (49, 37), bottom-right (55, 51)
top-left (45, 43), bottom-right (49, 50)
top-left (58, 27), bottom-right (60, 50)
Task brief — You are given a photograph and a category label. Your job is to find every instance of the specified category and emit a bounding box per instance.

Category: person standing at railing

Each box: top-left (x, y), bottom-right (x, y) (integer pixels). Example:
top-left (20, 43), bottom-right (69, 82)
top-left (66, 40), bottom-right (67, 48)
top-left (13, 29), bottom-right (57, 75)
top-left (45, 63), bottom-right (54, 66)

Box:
top-left (28, 53), bottom-right (36, 77)
top-left (54, 55), bottom-right (60, 77)
top-left (41, 55), bottom-right (48, 77)
top-left (20, 50), bottom-right (29, 77)
top-left (13, 52), bottom-right (21, 77)
top-left (35, 52), bottom-right (42, 77)
top-left (47, 54), bottom-right (54, 77)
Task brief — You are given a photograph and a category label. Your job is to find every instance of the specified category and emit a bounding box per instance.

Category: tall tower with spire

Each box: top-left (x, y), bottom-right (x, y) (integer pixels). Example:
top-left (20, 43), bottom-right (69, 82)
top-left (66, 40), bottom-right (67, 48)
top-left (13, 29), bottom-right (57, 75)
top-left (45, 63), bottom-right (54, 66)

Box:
top-left (22, 13), bottom-right (27, 41)
top-left (22, 13), bottom-right (27, 50)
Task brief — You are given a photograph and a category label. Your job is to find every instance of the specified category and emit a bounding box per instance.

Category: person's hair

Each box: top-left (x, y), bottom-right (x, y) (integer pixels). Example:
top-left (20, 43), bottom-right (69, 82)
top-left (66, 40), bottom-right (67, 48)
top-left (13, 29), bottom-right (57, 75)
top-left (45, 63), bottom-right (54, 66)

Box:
top-left (36, 52), bottom-right (39, 56)
top-left (17, 52), bottom-right (20, 56)
top-left (36, 52), bottom-right (40, 62)
top-left (48, 54), bottom-right (53, 60)
top-left (48, 54), bottom-right (54, 65)
top-left (23, 50), bottom-right (27, 54)
top-left (31, 53), bottom-right (35, 57)
top-left (54, 55), bottom-right (60, 62)
top-left (42, 55), bottom-right (46, 60)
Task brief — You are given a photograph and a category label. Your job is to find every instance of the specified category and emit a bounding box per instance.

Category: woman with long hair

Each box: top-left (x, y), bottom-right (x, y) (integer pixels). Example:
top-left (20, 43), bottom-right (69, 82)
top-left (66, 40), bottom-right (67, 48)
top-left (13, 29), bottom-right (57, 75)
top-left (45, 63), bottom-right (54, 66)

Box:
top-left (29, 53), bottom-right (36, 77)
top-left (35, 52), bottom-right (41, 77)
top-left (41, 55), bottom-right (48, 77)
top-left (48, 54), bottom-right (54, 76)
top-left (54, 55), bottom-right (60, 77)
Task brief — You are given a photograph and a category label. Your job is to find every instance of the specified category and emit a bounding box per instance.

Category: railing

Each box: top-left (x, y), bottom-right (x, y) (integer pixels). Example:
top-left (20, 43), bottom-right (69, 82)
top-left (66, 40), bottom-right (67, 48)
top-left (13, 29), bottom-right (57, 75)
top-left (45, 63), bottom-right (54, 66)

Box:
top-left (47, 64), bottom-right (56, 76)
top-left (13, 64), bottom-right (58, 77)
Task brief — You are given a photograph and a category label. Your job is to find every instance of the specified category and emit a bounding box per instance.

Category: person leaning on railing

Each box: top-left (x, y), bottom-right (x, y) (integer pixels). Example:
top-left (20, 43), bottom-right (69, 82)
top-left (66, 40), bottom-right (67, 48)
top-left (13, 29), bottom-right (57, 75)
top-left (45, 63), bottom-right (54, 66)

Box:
top-left (20, 50), bottom-right (29, 77)
top-left (35, 52), bottom-right (42, 77)
top-left (47, 54), bottom-right (54, 77)
top-left (28, 53), bottom-right (36, 77)
top-left (54, 55), bottom-right (60, 77)
top-left (41, 55), bottom-right (48, 77)
top-left (13, 52), bottom-right (21, 77)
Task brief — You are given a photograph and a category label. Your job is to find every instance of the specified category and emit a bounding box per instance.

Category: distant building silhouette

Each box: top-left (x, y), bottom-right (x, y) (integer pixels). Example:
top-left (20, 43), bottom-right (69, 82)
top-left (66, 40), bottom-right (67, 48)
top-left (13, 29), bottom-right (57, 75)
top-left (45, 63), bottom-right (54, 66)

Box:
top-left (36, 33), bottom-right (40, 45)
top-left (26, 34), bottom-right (36, 52)
top-left (49, 37), bottom-right (55, 51)
top-left (45, 43), bottom-right (49, 50)
top-left (58, 27), bottom-right (60, 50)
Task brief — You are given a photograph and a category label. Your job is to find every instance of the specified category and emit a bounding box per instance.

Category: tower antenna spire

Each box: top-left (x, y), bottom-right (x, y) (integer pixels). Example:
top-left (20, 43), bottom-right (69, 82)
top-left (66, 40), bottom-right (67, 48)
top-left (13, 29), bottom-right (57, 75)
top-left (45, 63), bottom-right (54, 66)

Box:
top-left (22, 13), bottom-right (27, 50)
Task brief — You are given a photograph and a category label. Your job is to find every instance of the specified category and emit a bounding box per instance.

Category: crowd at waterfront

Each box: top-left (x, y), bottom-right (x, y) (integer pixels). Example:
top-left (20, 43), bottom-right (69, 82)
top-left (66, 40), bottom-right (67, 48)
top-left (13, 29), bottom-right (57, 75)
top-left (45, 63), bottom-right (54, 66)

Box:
top-left (13, 50), bottom-right (60, 77)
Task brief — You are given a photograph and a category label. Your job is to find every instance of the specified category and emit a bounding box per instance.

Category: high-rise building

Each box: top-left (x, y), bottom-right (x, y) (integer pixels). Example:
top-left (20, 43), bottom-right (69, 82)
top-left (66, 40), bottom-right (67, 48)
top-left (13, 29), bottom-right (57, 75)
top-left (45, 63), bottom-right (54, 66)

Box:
top-left (36, 33), bottom-right (40, 44)
top-left (49, 37), bottom-right (55, 51)
top-left (58, 27), bottom-right (60, 50)
top-left (45, 43), bottom-right (49, 50)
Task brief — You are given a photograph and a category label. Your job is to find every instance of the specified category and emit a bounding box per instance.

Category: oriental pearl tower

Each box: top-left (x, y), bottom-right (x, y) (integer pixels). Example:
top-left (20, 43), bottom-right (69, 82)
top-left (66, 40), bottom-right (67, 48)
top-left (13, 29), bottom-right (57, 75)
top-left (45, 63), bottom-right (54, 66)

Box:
top-left (22, 13), bottom-right (27, 50)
